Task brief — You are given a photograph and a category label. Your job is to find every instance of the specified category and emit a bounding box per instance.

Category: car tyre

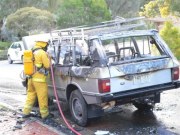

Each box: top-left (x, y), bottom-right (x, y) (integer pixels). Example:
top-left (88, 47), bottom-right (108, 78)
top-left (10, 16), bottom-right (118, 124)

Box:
top-left (69, 90), bottom-right (88, 126)
top-left (8, 55), bottom-right (13, 64)
top-left (133, 102), bottom-right (154, 111)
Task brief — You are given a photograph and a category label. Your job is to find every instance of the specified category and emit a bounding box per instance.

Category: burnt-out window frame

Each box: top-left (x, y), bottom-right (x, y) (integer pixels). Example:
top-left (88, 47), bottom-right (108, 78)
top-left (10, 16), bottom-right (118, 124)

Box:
top-left (100, 35), bottom-right (167, 64)
top-left (55, 39), bottom-right (89, 66)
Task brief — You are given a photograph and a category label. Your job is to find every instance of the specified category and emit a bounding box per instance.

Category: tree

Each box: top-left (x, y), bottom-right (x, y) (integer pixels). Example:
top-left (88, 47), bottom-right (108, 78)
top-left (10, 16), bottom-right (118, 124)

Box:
top-left (170, 0), bottom-right (180, 16)
top-left (139, 0), bottom-right (180, 17)
top-left (139, 0), bottom-right (166, 17)
top-left (56, 0), bottom-right (111, 28)
top-left (0, 0), bottom-right (47, 20)
top-left (0, 0), bottom-right (57, 41)
top-left (160, 21), bottom-right (180, 59)
top-left (140, 0), bottom-right (180, 59)
top-left (106, 0), bottom-right (149, 18)
top-left (48, 0), bottom-right (62, 12)
top-left (0, 0), bottom-right (62, 21)
top-left (6, 7), bottom-right (55, 38)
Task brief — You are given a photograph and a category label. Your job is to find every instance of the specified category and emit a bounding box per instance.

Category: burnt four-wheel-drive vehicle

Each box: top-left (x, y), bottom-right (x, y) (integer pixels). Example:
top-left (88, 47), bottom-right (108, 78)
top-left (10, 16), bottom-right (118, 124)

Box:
top-left (45, 17), bottom-right (180, 126)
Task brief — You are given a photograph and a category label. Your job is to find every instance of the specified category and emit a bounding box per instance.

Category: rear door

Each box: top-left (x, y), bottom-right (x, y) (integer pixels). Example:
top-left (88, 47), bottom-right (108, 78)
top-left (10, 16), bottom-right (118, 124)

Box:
top-left (102, 35), bottom-right (173, 93)
top-left (47, 40), bottom-right (71, 100)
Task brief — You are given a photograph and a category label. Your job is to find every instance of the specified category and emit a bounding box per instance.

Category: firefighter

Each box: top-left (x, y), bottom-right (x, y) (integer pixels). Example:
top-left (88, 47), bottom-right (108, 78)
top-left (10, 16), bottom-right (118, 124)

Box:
top-left (22, 40), bottom-right (52, 120)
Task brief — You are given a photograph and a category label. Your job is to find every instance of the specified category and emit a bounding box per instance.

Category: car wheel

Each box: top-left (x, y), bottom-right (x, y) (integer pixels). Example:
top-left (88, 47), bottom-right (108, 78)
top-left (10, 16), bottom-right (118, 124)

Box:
top-left (8, 56), bottom-right (13, 64)
top-left (133, 102), bottom-right (154, 111)
top-left (69, 90), bottom-right (88, 126)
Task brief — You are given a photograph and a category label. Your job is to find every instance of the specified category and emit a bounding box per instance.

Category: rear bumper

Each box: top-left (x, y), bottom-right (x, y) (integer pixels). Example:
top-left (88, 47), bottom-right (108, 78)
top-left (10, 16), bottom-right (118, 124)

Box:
top-left (101, 81), bottom-right (180, 102)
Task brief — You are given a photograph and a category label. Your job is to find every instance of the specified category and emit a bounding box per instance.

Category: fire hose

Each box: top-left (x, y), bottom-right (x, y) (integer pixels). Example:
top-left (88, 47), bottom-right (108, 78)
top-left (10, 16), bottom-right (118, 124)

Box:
top-left (50, 61), bottom-right (81, 135)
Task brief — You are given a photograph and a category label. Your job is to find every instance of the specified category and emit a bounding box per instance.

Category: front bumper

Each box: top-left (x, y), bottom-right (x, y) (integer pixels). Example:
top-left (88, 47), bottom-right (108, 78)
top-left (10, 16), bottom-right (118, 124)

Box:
top-left (101, 81), bottom-right (180, 102)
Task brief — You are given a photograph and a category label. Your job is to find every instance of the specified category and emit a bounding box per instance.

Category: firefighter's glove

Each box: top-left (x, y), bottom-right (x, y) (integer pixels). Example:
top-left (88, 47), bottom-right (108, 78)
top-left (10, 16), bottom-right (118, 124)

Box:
top-left (38, 68), bottom-right (45, 74)
top-left (38, 68), bottom-right (49, 76)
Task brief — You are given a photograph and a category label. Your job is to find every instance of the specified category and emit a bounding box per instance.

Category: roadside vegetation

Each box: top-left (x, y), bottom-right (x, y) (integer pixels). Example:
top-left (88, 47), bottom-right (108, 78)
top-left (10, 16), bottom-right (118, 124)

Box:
top-left (160, 21), bottom-right (180, 59)
top-left (6, 7), bottom-right (55, 38)
top-left (0, 0), bottom-right (179, 59)
top-left (0, 42), bottom-right (10, 60)
top-left (140, 0), bottom-right (180, 59)
top-left (0, 41), bottom-right (10, 50)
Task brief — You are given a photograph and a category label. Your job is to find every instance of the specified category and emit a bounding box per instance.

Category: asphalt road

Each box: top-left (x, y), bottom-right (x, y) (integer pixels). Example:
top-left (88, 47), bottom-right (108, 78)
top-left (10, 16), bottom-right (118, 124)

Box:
top-left (0, 60), bottom-right (180, 135)
top-left (0, 60), bottom-right (26, 93)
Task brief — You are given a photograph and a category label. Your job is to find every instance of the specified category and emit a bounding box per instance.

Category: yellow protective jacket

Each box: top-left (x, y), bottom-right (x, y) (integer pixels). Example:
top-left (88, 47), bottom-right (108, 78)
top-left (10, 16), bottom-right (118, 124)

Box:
top-left (32, 46), bottom-right (50, 83)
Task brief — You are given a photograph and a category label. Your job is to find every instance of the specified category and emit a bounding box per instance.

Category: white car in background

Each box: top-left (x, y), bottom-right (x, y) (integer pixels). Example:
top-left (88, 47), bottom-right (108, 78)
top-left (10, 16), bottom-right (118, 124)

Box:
top-left (7, 41), bottom-right (24, 64)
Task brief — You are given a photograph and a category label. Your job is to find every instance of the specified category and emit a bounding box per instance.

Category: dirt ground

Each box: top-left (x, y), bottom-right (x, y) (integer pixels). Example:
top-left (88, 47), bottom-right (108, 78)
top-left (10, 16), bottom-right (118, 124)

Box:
top-left (0, 88), bottom-right (180, 135)
top-left (154, 90), bottom-right (180, 134)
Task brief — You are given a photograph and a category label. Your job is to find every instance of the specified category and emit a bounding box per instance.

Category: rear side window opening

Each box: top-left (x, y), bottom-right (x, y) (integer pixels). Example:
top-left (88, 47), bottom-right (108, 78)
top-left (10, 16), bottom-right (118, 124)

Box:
top-left (51, 39), bottom-right (89, 66)
top-left (101, 35), bottom-right (166, 63)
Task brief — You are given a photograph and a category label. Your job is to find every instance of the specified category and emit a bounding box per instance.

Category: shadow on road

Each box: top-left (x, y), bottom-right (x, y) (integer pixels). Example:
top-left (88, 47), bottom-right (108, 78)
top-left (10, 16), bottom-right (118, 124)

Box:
top-left (131, 110), bottom-right (158, 125)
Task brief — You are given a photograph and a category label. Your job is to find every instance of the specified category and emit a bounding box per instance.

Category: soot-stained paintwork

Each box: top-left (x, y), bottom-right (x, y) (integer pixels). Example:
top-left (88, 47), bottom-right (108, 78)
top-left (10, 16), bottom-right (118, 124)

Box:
top-left (116, 58), bottom-right (171, 75)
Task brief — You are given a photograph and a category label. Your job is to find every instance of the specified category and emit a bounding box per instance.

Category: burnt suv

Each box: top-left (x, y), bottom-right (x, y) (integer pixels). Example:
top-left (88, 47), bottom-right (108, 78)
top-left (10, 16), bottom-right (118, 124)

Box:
top-left (47, 17), bottom-right (180, 126)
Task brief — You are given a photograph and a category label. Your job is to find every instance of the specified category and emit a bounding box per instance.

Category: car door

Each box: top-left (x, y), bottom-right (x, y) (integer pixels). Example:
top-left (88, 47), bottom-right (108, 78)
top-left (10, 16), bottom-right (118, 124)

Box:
top-left (15, 43), bottom-right (23, 61)
top-left (47, 41), bottom-right (71, 100)
top-left (11, 43), bottom-right (21, 61)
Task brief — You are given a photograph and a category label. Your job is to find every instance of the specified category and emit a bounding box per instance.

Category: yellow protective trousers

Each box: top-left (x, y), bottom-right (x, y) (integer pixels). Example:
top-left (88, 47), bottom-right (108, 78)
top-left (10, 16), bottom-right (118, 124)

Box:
top-left (23, 79), bottom-right (49, 118)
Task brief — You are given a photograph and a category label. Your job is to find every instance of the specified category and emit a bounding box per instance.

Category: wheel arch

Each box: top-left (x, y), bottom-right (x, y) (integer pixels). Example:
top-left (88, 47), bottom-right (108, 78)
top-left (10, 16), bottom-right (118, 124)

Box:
top-left (66, 83), bottom-right (83, 102)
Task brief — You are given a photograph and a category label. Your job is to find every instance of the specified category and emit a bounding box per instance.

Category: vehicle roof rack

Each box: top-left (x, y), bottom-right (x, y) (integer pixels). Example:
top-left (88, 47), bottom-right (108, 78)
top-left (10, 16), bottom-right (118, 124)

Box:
top-left (50, 17), bottom-right (145, 41)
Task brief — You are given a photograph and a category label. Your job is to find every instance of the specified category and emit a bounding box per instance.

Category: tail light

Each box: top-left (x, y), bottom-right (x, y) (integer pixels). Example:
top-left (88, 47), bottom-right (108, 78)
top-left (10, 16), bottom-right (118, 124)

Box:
top-left (172, 67), bottom-right (179, 80)
top-left (98, 79), bottom-right (110, 93)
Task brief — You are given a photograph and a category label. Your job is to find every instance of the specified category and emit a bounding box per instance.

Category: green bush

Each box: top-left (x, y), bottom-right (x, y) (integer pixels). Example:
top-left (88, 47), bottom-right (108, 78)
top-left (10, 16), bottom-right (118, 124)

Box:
top-left (0, 42), bottom-right (10, 60)
top-left (56, 0), bottom-right (111, 28)
top-left (160, 21), bottom-right (180, 59)
top-left (0, 42), bottom-right (11, 50)
top-left (0, 50), bottom-right (8, 60)
top-left (6, 7), bottom-right (55, 37)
